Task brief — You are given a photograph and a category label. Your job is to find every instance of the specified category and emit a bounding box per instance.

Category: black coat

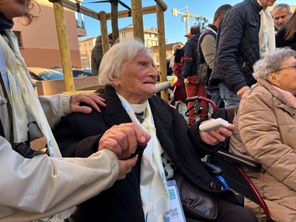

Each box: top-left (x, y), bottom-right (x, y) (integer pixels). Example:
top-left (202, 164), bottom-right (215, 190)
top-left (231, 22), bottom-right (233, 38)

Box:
top-left (54, 86), bottom-right (236, 222)
top-left (210, 0), bottom-right (261, 93)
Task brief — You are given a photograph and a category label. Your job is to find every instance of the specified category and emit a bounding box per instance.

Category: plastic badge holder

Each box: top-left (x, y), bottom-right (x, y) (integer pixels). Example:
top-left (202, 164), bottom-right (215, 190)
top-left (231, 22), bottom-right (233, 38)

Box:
top-left (199, 118), bottom-right (230, 132)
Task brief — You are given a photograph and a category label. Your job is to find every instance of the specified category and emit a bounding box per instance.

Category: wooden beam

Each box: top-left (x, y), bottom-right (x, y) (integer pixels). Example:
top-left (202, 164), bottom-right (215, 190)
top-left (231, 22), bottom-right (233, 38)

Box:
top-left (131, 0), bottom-right (144, 41)
top-left (52, 1), bottom-right (75, 92)
top-left (106, 6), bottom-right (156, 20)
top-left (99, 11), bottom-right (109, 55)
top-left (49, 0), bottom-right (99, 20)
top-left (156, 4), bottom-right (168, 101)
top-left (111, 2), bottom-right (119, 43)
top-left (154, 0), bottom-right (167, 11)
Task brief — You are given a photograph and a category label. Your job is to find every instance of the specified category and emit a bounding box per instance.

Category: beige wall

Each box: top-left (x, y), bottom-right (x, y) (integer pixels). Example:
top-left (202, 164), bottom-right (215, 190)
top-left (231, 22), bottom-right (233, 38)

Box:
top-left (13, 2), bottom-right (81, 68)
top-left (79, 37), bottom-right (96, 68)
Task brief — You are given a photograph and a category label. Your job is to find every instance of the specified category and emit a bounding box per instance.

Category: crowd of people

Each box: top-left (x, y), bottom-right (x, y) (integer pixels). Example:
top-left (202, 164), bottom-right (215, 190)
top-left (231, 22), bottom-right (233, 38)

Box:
top-left (0, 0), bottom-right (295, 221)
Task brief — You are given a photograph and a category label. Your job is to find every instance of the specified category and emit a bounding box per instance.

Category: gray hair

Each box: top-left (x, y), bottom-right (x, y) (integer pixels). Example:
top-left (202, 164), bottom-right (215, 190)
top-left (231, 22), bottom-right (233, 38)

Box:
top-left (98, 38), bottom-right (151, 86)
top-left (272, 3), bottom-right (290, 13)
top-left (253, 48), bottom-right (296, 80)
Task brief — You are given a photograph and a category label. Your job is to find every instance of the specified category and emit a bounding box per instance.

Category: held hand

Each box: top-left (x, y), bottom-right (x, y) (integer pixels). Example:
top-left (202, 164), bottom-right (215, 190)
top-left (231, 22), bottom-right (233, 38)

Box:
top-left (200, 124), bottom-right (234, 145)
top-left (70, 93), bottom-right (106, 113)
top-left (99, 123), bottom-right (151, 159)
top-left (117, 155), bottom-right (138, 180)
top-left (236, 86), bottom-right (250, 98)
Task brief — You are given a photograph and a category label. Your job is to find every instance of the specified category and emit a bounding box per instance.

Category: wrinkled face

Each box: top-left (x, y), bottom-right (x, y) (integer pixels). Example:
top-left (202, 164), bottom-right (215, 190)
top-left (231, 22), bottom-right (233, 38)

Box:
top-left (111, 52), bottom-right (159, 104)
top-left (259, 0), bottom-right (276, 9)
top-left (0, 0), bottom-right (28, 20)
top-left (272, 8), bottom-right (291, 29)
top-left (269, 56), bottom-right (296, 95)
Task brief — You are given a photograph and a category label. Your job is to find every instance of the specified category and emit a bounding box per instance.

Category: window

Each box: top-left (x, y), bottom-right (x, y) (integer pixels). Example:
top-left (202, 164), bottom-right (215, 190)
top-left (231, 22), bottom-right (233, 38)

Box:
top-left (13, 31), bottom-right (23, 48)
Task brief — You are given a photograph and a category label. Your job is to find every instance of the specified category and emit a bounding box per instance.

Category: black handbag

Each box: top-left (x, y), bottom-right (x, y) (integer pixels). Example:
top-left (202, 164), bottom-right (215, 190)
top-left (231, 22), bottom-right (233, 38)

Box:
top-left (174, 173), bottom-right (218, 221)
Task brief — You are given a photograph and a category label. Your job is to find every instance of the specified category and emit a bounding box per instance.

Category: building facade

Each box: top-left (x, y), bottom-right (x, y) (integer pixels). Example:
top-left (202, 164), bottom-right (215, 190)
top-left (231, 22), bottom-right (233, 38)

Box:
top-left (79, 37), bottom-right (96, 69)
top-left (12, 0), bottom-right (84, 69)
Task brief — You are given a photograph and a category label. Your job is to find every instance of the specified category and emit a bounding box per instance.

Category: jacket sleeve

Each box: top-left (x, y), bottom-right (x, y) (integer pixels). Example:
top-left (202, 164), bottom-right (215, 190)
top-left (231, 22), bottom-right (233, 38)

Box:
top-left (238, 89), bottom-right (296, 191)
top-left (39, 94), bottom-right (72, 128)
top-left (200, 34), bottom-right (216, 69)
top-left (182, 42), bottom-right (194, 78)
top-left (214, 9), bottom-right (248, 92)
top-left (0, 136), bottom-right (118, 220)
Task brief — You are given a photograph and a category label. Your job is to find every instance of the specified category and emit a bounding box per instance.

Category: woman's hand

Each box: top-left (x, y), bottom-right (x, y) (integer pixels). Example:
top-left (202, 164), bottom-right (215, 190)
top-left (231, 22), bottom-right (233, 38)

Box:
top-left (200, 123), bottom-right (234, 145)
top-left (70, 93), bottom-right (106, 113)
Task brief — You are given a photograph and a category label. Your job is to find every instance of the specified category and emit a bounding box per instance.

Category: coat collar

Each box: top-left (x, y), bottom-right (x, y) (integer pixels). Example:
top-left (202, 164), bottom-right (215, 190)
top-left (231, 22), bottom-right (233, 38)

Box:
top-left (249, 0), bottom-right (263, 13)
top-left (103, 85), bottom-right (132, 126)
top-left (256, 78), bottom-right (296, 115)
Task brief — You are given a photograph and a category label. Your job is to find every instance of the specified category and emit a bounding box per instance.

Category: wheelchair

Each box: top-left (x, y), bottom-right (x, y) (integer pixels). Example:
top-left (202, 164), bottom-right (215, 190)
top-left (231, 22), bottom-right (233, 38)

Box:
top-left (179, 95), bottom-right (275, 222)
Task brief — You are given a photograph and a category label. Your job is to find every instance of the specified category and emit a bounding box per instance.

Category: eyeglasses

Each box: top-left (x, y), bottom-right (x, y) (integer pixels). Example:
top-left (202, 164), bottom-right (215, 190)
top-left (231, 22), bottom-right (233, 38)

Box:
top-left (275, 63), bottom-right (296, 72)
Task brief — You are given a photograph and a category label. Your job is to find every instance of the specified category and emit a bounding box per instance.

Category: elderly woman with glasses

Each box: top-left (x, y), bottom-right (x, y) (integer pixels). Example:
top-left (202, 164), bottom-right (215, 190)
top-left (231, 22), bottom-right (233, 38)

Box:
top-left (230, 47), bottom-right (296, 222)
top-left (54, 39), bottom-right (257, 222)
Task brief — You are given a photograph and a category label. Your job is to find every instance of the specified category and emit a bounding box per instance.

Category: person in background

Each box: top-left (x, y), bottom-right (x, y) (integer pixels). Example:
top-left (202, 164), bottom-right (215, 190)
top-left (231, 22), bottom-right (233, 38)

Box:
top-left (0, 0), bottom-right (141, 221)
top-left (230, 48), bottom-right (296, 222)
top-left (198, 4), bottom-right (232, 108)
top-left (271, 3), bottom-right (292, 31)
top-left (210, 0), bottom-right (276, 108)
top-left (276, 10), bottom-right (296, 50)
top-left (182, 25), bottom-right (207, 124)
top-left (91, 33), bottom-right (113, 76)
top-left (54, 39), bottom-right (258, 222)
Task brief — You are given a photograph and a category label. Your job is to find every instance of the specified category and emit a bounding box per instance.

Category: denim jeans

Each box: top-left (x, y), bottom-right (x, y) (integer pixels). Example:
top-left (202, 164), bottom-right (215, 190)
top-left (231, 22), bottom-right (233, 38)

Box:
top-left (218, 83), bottom-right (240, 108)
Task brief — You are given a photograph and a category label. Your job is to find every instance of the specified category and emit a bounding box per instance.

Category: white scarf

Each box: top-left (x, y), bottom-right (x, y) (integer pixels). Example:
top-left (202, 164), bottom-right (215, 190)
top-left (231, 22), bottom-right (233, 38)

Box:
top-left (118, 94), bottom-right (170, 222)
top-left (259, 8), bottom-right (275, 58)
top-left (0, 30), bottom-right (61, 157)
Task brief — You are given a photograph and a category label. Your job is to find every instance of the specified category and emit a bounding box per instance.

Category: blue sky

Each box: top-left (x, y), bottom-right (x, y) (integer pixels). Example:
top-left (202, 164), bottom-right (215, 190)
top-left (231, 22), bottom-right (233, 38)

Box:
top-left (80, 0), bottom-right (295, 44)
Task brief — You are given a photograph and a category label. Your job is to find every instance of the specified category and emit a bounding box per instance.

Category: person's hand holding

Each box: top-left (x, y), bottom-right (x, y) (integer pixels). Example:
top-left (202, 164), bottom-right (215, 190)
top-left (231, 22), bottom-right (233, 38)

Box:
top-left (99, 123), bottom-right (151, 160)
top-left (117, 156), bottom-right (138, 180)
top-left (70, 93), bottom-right (106, 113)
top-left (200, 120), bottom-right (234, 145)
top-left (236, 86), bottom-right (250, 98)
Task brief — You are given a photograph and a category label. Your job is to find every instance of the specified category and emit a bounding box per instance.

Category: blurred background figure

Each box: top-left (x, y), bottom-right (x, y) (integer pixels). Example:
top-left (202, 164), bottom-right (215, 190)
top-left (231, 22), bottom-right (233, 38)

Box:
top-left (210, 0), bottom-right (276, 108)
top-left (91, 33), bottom-right (113, 76)
top-left (182, 25), bottom-right (207, 124)
top-left (276, 10), bottom-right (296, 50)
top-left (198, 4), bottom-right (232, 108)
top-left (271, 3), bottom-right (292, 31)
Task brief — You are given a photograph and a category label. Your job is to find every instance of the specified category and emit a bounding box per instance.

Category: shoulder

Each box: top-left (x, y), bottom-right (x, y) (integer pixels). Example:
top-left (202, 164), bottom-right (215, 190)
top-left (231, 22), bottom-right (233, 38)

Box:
top-left (240, 83), bottom-right (273, 113)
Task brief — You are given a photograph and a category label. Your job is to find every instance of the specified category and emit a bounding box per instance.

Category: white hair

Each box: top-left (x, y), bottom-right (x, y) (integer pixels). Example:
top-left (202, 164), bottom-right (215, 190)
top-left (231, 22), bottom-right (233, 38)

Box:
top-left (98, 38), bottom-right (151, 86)
top-left (252, 48), bottom-right (296, 80)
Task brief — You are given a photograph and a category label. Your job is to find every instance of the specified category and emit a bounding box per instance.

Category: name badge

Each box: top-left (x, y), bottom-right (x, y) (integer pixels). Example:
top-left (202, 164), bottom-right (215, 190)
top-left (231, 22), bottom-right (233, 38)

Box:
top-left (165, 180), bottom-right (186, 222)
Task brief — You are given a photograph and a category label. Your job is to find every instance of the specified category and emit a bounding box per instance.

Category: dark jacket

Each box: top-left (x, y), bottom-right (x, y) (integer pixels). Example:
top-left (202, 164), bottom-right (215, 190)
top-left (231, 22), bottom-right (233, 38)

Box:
top-left (210, 0), bottom-right (262, 93)
top-left (182, 34), bottom-right (200, 78)
top-left (276, 26), bottom-right (296, 50)
top-left (54, 86), bottom-right (236, 222)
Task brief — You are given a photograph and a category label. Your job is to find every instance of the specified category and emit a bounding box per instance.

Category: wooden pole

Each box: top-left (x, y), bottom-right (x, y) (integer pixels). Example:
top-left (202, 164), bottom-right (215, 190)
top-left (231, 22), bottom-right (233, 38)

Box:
top-left (99, 11), bottom-right (109, 54)
top-left (111, 2), bottom-right (119, 44)
top-left (131, 0), bottom-right (144, 41)
top-left (156, 4), bottom-right (168, 101)
top-left (154, 0), bottom-right (167, 11)
top-left (53, 1), bottom-right (75, 92)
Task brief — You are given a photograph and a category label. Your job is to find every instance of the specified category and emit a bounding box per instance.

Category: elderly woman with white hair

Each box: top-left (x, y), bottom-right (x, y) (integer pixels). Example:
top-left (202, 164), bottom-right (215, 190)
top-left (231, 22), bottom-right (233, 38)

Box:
top-left (54, 39), bottom-right (257, 222)
top-left (230, 47), bottom-right (296, 222)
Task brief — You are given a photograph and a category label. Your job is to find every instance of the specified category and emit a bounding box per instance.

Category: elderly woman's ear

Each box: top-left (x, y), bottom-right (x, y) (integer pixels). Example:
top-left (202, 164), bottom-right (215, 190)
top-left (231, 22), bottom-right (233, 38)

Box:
top-left (267, 72), bottom-right (280, 87)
